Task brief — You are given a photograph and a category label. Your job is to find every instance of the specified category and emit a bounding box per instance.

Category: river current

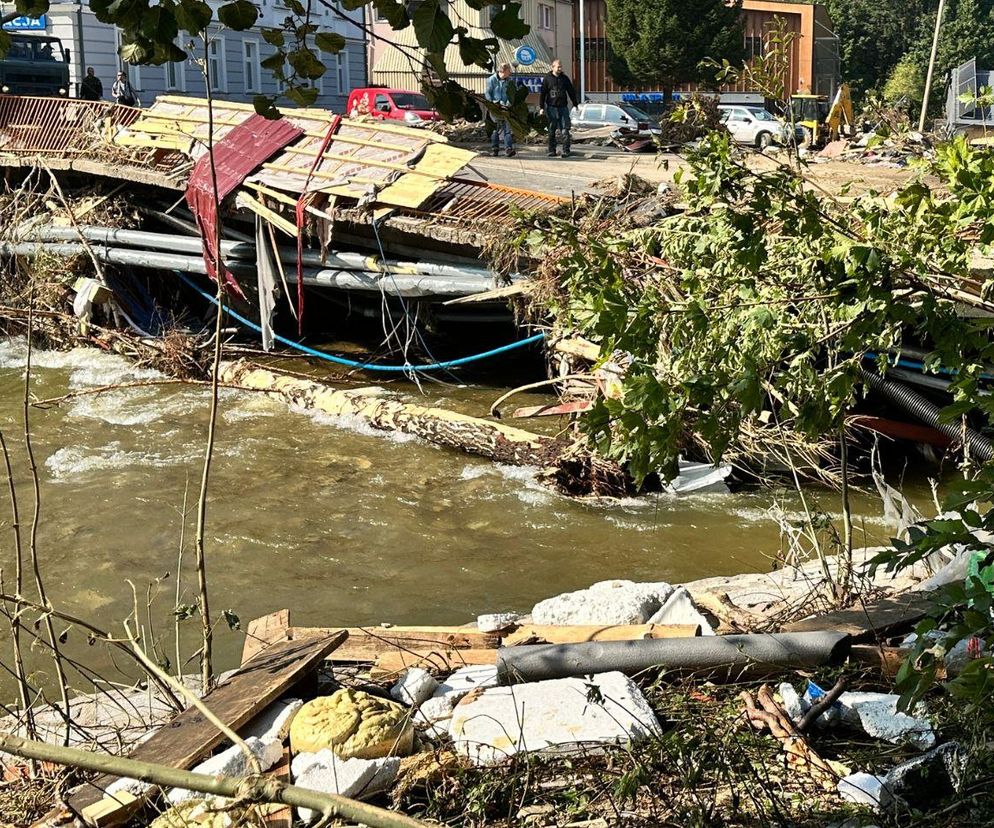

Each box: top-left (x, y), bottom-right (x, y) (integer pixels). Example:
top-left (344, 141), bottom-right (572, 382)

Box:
top-left (0, 338), bottom-right (916, 695)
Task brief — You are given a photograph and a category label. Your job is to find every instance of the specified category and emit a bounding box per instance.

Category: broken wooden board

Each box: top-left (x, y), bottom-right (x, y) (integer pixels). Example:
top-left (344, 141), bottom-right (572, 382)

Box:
top-left (782, 591), bottom-right (936, 640)
top-left (848, 645), bottom-right (931, 678)
top-left (289, 625), bottom-right (500, 662)
top-left (69, 629), bottom-right (347, 827)
top-left (500, 623), bottom-right (701, 647)
top-left (242, 609), bottom-right (291, 665)
top-left (263, 746), bottom-right (293, 828)
top-left (370, 648), bottom-right (497, 680)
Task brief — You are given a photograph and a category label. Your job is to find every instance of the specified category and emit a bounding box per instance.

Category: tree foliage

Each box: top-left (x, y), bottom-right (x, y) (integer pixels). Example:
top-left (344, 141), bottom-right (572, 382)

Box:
top-left (605, 0), bottom-right (745, 97)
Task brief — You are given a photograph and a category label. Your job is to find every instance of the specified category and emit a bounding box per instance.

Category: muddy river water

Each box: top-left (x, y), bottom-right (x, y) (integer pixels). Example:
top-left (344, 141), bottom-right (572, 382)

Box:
top-left (0, 339), bottom-right (922, 696)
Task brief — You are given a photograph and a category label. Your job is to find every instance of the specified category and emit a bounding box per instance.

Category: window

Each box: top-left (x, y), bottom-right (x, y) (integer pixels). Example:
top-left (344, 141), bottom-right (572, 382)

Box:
top-left (166, 38), bottom-right (186, 91)
top-left (207, 36), bottom-right (227, 92)
top-left (374, 93), bottom-right (392, 113)
top-left (744, 35), bottom-right (764, 61)
top-left (243, 40), bottom-right (261, 92)
top-left (538, 3), bottom-right (553, 30)
top-left (325, 49), bottom-right (350, 95)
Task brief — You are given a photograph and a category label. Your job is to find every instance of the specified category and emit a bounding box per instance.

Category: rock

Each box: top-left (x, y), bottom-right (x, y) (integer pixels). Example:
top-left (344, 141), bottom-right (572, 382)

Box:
top-left (477, 612), bottom-right (519, 633)
top-left (433, 665), bottom-right (499, 699)
top-left (884, 742), bottom-right (963, 807)
top-left (838, 693), bottom-right (935, 749)
top-left (289, 689), bottom-right (414, 759)
top-left (647, 586), bottom-right (715, 635)
top-left (414, 694), bottom-right (457, 738)
top-left (390, 668), bottom-right (439, 707)
top-left (837, 773), bottom-right (894, 809)
top-left (449, 671), bottom-right (662, 765)
top-left (167, 737), bottom-right (284, 804)
top-left (531, 580), bottom-right (674, 626)
top-left (292, 749), bottom-right (401, 821)
top-left (239, 698), bottom-right (302, 743)
top-left (778, 682), bottom-right (808, 724)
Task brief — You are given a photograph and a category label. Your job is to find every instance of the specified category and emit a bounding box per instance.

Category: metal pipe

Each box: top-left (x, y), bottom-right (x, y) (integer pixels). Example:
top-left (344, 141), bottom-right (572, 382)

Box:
top-left (496, 632), bottom-right (852, 683)
top-left (861, 369), bottom-right (994, 461)
top-left (919, 0), bottom-right (946, 133)
top-left (0, 242), bottom-right (210, 274)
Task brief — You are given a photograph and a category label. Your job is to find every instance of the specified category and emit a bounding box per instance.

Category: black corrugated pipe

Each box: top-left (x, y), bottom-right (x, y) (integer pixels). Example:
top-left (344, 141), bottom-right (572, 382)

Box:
top-left (496, 631), bottom-right (851, 683)
top-left (860, 368), bottom-right (994, 461)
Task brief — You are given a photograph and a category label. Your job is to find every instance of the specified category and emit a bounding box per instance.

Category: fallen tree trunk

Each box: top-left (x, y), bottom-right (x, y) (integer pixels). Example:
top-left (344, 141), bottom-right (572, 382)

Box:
top-left (218, 361), bottom-right (633, 497)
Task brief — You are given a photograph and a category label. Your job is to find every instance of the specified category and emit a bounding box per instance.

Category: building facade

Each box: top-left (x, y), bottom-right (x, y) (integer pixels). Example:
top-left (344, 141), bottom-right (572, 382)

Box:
top-left (577, 0), bottom-right (839, 104)
top-left (3, 1), bottom-right (367, 111)
top-left (367, 0), bottom-right (575, 96)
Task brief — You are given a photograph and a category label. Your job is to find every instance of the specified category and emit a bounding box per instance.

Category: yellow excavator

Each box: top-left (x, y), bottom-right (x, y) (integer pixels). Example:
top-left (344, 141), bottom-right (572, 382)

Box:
top-left (790, 84), bottom-right (854, 148)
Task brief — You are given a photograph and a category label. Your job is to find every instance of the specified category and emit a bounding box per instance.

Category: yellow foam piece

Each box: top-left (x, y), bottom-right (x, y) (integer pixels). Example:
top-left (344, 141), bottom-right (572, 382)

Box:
top-left (289, 688), bottom-right (414, 759)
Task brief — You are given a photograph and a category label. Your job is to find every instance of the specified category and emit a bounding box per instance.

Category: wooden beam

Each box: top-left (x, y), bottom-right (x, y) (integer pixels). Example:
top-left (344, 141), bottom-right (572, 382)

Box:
top-left (288, 625), bottom-right (500, 662)
top-left (500, 623), bottom-right (700, 647)
top-left (782, 591), bottom-right (936, 640)
top-left (237, 191), bottom-right (298, 237)
top-left (241, 609), bottom-right (291, 665)
top-left (69, 629), bottom-right (347, 827)
top-left (370, 648), bottom-right (497, 680)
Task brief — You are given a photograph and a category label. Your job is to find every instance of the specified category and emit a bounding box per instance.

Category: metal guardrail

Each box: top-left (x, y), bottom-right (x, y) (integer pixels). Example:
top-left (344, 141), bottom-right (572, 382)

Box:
top-left (0, 95), bottom-right (141, 156)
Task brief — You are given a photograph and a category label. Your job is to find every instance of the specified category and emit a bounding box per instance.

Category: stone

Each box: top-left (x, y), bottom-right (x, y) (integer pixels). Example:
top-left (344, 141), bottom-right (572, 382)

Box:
top-left (289, 689), bottom-right (414, 759)
top-left (531, 580), bottom-right (674, 626)
top-left (292, 749), bottom-right (400, 821)
top-left (477, 612), bottom-right (519, 633)
top-left (239, 698), bottom-right (303, 743)
top-left (647, 586), bottom-right (715, 635)
top-left (840, 694), bottom-right (935, 749)
top-left (449, 671), bottom-right (662, 765)
top-left (778, 682), bottom-right (808, 724)
top-left (433, 665), bottom-right (499, 699)
top-left (390, 668), bottom-right (439, 707)
top-left (167, 737), bottom-right (284, 804)
top-left (884, 742), bottom-right (963, 807)
top-left (837, 773), bottom-right (894, 809)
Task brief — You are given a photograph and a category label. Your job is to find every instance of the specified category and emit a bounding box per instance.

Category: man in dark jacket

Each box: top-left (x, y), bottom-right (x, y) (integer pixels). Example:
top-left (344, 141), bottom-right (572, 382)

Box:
top-left (80, 67), bottom-right (103, 101)
top-left (539, 58), bottom-right (578, 157)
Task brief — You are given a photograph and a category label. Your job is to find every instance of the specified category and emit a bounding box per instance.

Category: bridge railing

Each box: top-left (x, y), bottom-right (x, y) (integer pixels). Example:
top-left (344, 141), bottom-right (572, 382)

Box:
top-left (0, 95), bottom-right (141, 157)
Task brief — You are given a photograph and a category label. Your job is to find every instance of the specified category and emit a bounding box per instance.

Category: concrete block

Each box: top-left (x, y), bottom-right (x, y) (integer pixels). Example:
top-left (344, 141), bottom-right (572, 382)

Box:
top-left (239, 698), bottom-right (302, 743)
top-left (449, 671), bottom-right (662, 765)
top-left (647, 586), bottom-right (714, 635)
top-left (884, 742), bottom-right (963, 807)
top-left (292, 750), bottom-right (400, 821)
top-left (532, 580), bottom-right (674, 626)
top-left (433, 665), bottom-right (499, 699)
top-left (167, 737), bottom-right (284, 804)
top-left (845, 695), bottom-right (935, 749)
top-left (477, 612), bottom-right (519, 633)
top-left (390, 668), bottom-right (439, 707)
top-left (837, 773), bottom-right (893, 809)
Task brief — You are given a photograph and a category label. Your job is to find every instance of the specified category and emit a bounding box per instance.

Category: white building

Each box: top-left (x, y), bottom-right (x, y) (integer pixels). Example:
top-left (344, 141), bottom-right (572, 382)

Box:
top-left (2, 2), bottom-right (367, 111)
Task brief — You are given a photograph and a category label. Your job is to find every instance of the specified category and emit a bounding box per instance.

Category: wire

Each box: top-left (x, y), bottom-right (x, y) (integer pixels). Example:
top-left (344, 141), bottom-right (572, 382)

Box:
top-left (861, 351), bottom-right (994, 381)
top-left (175, 271), bottom-right (544, 373)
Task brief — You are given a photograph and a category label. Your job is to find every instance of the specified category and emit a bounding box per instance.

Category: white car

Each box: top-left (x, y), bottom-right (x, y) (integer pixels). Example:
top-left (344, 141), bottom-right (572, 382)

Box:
top-left (718, 105), bottom-right (790, 149)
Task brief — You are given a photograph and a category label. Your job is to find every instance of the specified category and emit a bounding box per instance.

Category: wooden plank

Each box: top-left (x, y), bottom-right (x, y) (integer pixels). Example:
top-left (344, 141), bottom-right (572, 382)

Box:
top-left (370, 648), bottom-right (497, 680)
top-left (70, 629), bottom-right (347, 827)
top-left (782, 591), bottom-right (935, 640)
top-left (289, 625), bottom-right (500, 662)
top-left (262, 747), bottom-right (292, 828)
top-left (848, 644), bottom-right (930, 678)
top-left (241, 609), bottom-right (291, 666)
top-left (500, 623), bottom-right (701, 647)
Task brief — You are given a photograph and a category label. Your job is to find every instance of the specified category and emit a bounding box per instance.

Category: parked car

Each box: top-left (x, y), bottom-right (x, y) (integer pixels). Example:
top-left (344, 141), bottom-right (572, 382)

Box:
top-left (718, 104), bottom-right (793, 149)
top-left (570, 102), bottom-right (662, 138)
top-left (346, 87), bottom-right (440, 125)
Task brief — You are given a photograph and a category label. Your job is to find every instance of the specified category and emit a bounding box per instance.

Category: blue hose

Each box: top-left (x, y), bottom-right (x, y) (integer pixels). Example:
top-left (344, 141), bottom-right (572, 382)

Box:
top-left (862, 351), bottom-right (994, 381)
top-left (176, 272), bottom-right (545, 373)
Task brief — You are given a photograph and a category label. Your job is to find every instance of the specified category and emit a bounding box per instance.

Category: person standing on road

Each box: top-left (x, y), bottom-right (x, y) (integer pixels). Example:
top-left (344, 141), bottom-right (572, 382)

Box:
top-left (80, 67), bottom-right (103, 101)
top-left (112, 71), bottom-right (138, 107)
top-left (540, 58), bottom-right (578, 158)
top-left (485, 63), bottom-right (516, 158)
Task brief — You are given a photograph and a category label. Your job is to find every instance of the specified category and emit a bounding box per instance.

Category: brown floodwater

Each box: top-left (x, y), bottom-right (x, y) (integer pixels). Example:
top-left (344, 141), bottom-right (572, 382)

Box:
top-left (0, 339), bottom-right (924, 699)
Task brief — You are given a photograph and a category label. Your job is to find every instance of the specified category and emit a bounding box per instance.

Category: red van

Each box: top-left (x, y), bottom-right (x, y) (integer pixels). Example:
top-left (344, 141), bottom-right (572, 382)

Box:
top-left (346, 87), bottom-right (440, 125)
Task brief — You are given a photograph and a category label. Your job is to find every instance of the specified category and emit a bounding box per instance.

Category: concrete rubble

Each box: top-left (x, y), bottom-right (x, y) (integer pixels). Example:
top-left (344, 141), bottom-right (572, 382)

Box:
top-left (167, 737), bottom-right (284, 804)
top-left (448, 671), bottom-right (662, 765)
top-left (477, 612), bottom-right (520, 632)
top-left (291, 748), bottom-right (401, 821)
top-left (531, 579), bottom-right (675, 625)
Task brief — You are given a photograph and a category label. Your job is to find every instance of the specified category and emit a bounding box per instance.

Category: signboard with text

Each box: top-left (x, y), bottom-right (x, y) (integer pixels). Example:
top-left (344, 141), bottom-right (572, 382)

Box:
top-left (2, 15), bottom-right (47, 31)
top-left (514, 76), bottom-right (542, 94)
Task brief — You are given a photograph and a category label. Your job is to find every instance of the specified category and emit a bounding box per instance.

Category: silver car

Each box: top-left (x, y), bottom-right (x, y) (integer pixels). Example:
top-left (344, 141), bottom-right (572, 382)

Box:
top-left (570, 102), bottom-right (662, 138)
top-left (718, 105), bottom-right (790, 149)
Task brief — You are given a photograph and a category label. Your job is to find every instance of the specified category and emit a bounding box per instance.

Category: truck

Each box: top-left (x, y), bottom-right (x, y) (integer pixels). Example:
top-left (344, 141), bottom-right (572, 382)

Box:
top-left (0, 33), bottom-right (71, 97)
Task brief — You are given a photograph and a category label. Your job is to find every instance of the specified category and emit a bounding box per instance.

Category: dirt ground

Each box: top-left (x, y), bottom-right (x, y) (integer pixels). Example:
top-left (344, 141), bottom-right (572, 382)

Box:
top-left (467, 143), bottom-right (924, 198)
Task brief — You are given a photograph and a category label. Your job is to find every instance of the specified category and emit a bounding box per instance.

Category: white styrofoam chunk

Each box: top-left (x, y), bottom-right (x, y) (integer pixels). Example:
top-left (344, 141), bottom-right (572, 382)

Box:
top-left (477, 612), bottom-right (519, 633)
top-left (390, 668), bottom-right (439, 707)
top-left (167, 737), bottom-right (283, 804)
top-left (838, 772), bottom-right (893, 809)
top-left (238, 698), bottom-right (303, 743)
top-left (532, 580), bottom-right (674, 626)
top-left (647, 586), bottom-right (715, 635)
top-left (433, 665), bottom-right (499, 699)
top-left (293, 752), bottom-right (400, 822)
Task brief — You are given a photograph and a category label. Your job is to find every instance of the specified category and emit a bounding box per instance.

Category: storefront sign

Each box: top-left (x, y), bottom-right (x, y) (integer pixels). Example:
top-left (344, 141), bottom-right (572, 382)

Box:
top-left (2, 15), bottom-right (47, 30)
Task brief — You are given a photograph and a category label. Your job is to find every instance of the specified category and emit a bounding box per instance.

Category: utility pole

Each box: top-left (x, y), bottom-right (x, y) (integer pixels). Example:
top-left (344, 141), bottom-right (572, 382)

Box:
top-left (578, 0), bottom-right (585, 102)
top-left (919, 0), bottom-right (946, 133)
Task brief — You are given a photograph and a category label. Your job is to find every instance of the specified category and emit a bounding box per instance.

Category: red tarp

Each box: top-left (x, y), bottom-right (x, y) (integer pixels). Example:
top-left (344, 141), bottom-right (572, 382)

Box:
top-left (185, 114), bottom-right (304, 297)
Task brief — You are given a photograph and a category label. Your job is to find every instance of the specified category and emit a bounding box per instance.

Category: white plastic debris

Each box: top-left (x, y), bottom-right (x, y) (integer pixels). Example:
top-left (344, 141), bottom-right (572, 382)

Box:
top-left (390, 668), bottom-right (439, 707)
top-left (647, 586), bottom-right (715, 635)
top-left (778, 682), bottom-right (808, 724)
top-left (838, 772), bottom-right (893, 809)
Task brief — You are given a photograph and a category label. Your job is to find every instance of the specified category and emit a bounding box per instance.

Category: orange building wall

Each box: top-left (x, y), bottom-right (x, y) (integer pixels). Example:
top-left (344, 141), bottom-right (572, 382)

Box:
top-left (578, 0), bottom-right (822, 98)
